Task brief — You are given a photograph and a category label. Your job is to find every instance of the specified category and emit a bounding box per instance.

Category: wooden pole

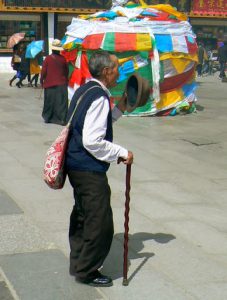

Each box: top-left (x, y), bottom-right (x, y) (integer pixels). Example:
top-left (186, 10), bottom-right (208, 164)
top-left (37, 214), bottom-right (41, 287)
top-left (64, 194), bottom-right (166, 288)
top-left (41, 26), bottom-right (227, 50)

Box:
top-left (122, 164), bottom-right (131, 286)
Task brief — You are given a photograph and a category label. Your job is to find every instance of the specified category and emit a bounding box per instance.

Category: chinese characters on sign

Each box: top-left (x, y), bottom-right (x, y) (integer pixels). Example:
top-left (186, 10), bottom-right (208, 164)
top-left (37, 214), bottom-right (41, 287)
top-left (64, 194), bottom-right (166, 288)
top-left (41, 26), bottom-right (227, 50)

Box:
top-left (192, 0), bottom-right (227, 14)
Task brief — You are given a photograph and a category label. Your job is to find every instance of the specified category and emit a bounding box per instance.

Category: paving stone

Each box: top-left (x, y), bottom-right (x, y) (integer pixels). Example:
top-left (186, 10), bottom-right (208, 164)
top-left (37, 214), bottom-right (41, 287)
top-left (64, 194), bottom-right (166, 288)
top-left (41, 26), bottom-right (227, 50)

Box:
top-left (0, 281), bottom-right (15, 300)
top-left (0, 215), bottom-right (52, 255)
top-left (0, 190), bottom-right (22, 215)
top-left (189, 282), bottom-right (227, 300)
top-left (0, 250), bottom-right (102, 300)
top-left (1, 73), bottom-right (227, 300)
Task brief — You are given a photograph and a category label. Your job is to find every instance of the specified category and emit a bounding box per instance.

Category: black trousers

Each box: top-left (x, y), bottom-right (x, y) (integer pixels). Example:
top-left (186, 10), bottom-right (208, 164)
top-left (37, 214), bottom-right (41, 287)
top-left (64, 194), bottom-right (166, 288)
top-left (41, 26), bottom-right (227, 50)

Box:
top-left (31, 74), bottom-right (39, 86)
top-left (197, 64), bottom-right (203, 76)
top-left (42, 85), bottom-right (68, 125)
top-left (67, 170), bottom-right (114, 280)
top-left (219, 62), bottom-right (226, 78)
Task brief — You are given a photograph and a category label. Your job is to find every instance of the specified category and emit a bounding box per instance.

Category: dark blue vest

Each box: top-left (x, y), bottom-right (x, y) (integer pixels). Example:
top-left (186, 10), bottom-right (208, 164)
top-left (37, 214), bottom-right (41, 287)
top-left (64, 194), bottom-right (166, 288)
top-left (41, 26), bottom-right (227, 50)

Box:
top-left (66, 81), bottom-right (113, 173)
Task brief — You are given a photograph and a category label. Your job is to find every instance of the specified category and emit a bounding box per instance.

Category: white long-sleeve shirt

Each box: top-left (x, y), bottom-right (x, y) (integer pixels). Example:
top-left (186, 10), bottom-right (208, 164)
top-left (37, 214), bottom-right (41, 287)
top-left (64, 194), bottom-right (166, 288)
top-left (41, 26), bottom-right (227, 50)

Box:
top-left (82, 79), bottom-right (128, 163)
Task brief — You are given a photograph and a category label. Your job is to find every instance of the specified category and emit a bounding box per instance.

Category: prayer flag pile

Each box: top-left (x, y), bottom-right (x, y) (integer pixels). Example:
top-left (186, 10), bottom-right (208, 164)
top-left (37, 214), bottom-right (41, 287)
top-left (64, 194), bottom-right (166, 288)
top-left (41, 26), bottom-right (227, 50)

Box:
top-left (62, 1), bottom-right (198, 116)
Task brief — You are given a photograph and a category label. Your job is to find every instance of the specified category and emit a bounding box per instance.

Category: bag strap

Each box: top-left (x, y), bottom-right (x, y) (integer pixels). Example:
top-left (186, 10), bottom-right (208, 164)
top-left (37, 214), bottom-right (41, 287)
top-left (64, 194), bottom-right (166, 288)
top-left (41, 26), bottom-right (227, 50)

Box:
top-left (66, 85), bottom-right (101, 127)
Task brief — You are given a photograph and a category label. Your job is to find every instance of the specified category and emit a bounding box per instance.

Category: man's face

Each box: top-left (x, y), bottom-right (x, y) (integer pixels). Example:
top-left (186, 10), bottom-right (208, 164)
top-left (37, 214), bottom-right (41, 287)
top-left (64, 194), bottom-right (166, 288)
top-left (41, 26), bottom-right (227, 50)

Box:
top-left (105, 55), bottom-right (119, 89)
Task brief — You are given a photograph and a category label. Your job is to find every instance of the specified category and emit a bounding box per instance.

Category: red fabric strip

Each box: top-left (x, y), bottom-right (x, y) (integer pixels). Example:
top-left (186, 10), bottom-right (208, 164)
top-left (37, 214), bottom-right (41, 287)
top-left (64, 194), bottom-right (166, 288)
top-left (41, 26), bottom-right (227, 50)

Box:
top-left (160, 67), bottom-right (195, 93)
top-left (82, 34), bottom-right (104, 50)
top-left (186, 38), bottom-right (198, 54)
top-left (115, 33), bottom-right (136, 52)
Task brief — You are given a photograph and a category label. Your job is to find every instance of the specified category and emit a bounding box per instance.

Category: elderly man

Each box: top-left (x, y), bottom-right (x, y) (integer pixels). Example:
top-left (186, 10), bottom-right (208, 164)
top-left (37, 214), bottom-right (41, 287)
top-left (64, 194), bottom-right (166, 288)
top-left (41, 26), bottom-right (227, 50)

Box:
top-left (66, 51), bottom-right (133, 287)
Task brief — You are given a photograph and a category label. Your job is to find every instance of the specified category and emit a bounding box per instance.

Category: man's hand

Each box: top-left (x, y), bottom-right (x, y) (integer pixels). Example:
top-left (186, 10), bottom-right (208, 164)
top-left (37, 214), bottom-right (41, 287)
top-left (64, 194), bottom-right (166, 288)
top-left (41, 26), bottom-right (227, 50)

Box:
top-left (116, 91), bottom-right (127, 113)
top-left (117, 151), bottom-right (133, 165)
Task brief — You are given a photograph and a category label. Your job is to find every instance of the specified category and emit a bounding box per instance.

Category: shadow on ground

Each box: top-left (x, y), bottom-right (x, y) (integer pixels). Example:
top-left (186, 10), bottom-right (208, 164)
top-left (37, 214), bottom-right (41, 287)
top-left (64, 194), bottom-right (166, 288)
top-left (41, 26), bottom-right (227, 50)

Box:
top-left (102, 232), bottom-right (176, 283)
top-left (196, 104), bottom-right (205, 111)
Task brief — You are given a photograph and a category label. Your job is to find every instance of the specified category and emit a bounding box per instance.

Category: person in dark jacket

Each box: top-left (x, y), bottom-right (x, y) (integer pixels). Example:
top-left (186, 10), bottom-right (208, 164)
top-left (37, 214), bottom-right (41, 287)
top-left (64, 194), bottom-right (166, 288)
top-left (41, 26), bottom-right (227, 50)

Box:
top-left (66, 51), bottom-right (133, 287)
top-left (15, 50), bottom-right (31, 88)
top-left (218, 41), bottom-right (227, 79)
top-left (196, 43), bottom-right (207, 77)
top-left (40, 39), bottom-right (69, 125)
top-left (9, 44), bottom-right (21, 86)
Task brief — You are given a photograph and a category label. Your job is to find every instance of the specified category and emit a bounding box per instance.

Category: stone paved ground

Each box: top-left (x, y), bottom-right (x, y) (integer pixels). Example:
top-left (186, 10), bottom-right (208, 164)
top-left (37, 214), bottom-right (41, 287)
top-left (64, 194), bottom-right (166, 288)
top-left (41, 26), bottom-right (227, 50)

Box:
top-left (0, 73), bottom-right (227, 300)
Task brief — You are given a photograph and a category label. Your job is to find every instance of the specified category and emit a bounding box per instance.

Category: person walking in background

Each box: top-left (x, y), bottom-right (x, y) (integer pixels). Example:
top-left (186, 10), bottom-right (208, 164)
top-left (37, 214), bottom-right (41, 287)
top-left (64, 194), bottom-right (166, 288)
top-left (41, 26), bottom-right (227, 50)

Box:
top-left (218, 41), bottom-right (227, 79)
top-left (202, 46), bottom-right (210, 75)
top-left (9, 44), bottom-right (21, 86)
top-left (207, 48), bottom-right (214, 75)
top-left (66, 51), bottom-right (133, 287)
top-left (16, 46), bottom-right (31, 88)
top-left (40, 39), bottom-right (68, 125)
top-left (30, 52), bottom-right (43, 87)
top-left (196, 43), bottom-right (207, 77)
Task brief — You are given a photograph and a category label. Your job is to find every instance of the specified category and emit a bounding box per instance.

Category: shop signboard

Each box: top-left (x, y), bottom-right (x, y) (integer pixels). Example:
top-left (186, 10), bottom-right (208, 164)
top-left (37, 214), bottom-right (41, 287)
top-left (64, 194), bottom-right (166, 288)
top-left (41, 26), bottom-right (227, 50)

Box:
top-left (3, 0), bottom-right (112, 9)
top-left (192, 0), bottom-right (227, 16)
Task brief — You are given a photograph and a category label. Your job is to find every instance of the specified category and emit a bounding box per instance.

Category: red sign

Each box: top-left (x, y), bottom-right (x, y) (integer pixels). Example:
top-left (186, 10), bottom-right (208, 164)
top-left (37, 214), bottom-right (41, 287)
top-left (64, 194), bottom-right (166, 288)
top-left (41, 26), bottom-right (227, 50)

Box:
top-left (192, 0), bottom-right (227, 16)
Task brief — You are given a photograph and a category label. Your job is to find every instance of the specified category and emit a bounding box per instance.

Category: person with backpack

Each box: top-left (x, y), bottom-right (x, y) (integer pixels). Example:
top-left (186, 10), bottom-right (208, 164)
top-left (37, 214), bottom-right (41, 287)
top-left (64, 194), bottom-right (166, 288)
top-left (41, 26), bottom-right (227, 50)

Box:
top-left (15, 46), bottom-right (31, 88)
top-left (9, 44), bottom-right (21, 86)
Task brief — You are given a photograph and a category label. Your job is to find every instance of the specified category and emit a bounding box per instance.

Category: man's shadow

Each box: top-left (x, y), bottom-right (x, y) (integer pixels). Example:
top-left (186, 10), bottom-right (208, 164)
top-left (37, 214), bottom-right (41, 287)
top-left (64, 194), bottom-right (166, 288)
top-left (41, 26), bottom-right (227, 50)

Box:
top-left (102, 232), bottom-right (175, 283)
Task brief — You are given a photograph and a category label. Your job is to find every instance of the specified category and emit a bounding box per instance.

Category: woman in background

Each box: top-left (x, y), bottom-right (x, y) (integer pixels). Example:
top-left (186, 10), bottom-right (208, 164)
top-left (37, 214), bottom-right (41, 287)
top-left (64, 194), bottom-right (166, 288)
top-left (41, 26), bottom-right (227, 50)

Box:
top-left (16, 46), bottom-right (31, 88)
top-left (30, 52), bottom-right (43, 87)
top-left (40, 39), bottom-right (68, 125)
top-left (9, 44), bottom-right (21, 86)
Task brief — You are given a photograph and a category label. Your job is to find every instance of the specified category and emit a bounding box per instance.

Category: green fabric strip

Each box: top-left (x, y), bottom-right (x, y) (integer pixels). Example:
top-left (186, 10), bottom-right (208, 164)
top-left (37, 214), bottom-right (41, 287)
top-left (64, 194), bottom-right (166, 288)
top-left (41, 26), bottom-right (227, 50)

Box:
top-left (102, 32), bottom-right (115, 51)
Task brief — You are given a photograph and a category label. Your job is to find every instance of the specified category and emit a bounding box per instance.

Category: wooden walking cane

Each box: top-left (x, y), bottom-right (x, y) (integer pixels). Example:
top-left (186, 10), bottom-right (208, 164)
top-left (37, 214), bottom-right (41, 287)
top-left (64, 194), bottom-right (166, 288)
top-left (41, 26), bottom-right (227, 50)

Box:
top-left (36, 87), bottom-right (43, 100)
top-left (122, 163), bottom-right (131, 286)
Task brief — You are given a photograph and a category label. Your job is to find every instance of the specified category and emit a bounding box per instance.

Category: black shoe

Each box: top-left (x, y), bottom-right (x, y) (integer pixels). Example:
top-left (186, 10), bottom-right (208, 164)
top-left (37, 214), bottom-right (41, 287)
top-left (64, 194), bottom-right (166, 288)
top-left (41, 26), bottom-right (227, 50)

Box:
top-left (76, 271), bottom-right (113, 287)
top-left (16, 83), bottom-right (21, 88)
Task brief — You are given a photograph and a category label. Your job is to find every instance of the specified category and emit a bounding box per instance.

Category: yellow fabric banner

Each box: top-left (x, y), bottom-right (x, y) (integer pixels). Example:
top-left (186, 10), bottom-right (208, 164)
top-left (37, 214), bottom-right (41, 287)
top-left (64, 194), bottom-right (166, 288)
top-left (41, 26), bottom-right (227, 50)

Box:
top-left (160, 52), bottom-right (198, 63)
top-left (137, 3), bottom-right (187, 21)
top-left (171, 58), bottom-right (193, 74)
top-left (156, 89), bottom-right (184, 110)
top-left (136, 33), bottom-right (152, 51)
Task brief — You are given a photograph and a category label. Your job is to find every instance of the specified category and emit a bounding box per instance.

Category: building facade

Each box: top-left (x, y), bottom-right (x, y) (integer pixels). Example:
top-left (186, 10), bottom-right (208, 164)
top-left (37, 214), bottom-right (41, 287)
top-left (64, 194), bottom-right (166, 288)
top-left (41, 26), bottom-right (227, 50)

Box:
top-left (0, 0), bottom-right (111, 71)
top-left (145, 0), bottom-right (227, 49)
top-left (189, 0), bottom-right (227, 49)
top-left (0, 0), bottom-right (112, 52)
top-left (0, 0), bottom-right (226, 71)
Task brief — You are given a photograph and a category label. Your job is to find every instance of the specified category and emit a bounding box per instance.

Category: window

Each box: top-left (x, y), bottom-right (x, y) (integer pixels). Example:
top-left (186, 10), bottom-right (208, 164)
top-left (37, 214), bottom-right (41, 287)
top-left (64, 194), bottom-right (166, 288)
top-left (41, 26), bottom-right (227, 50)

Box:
top-left (0, 14), bottom-right (41, 51)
